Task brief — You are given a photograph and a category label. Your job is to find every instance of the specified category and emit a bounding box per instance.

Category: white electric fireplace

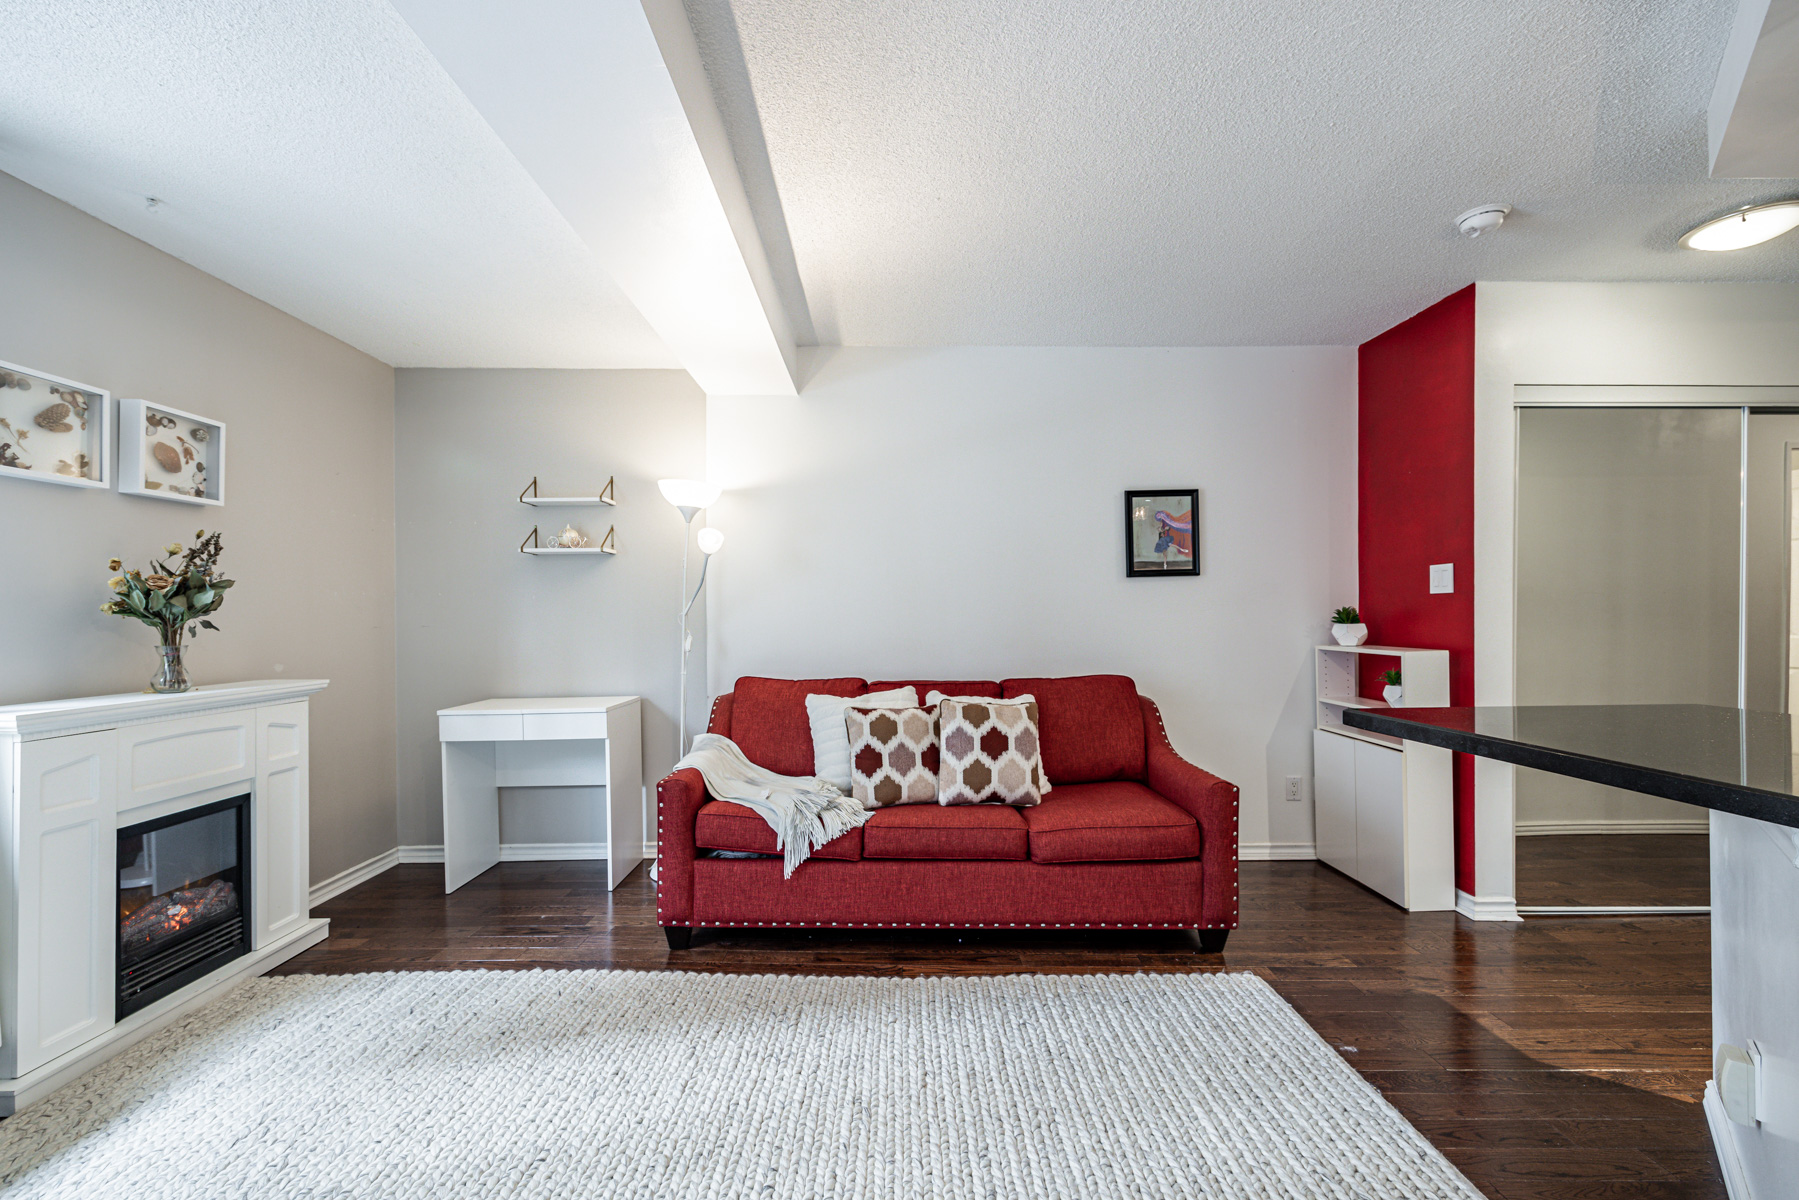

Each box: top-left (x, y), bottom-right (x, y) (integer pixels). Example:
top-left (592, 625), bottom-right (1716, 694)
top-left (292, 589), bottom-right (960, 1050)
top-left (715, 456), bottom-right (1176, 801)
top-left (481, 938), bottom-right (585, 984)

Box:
top-left (0, 679), bottom-right (330, 1114)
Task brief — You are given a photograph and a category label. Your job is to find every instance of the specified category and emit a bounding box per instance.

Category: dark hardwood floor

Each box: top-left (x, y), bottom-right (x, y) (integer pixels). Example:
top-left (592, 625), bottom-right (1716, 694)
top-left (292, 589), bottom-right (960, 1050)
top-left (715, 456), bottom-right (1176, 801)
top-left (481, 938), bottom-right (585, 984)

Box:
top-left (278, 859), bottom-right (1722, 1200)
top-left (1516, 833), bottom-right (1710, 908)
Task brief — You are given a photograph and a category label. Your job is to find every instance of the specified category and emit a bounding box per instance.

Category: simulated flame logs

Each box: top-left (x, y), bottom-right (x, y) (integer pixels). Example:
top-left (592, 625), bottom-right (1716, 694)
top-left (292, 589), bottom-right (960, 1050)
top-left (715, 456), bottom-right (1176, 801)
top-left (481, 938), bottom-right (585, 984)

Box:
top-left (121, 879), bottom-right (238, 953)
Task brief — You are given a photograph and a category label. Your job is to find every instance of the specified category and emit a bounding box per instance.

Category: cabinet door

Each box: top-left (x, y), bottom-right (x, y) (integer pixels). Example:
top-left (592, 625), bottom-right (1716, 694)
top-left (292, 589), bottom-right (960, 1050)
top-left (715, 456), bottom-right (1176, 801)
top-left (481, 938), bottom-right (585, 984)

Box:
top-left (1353, 740), bottom-right (1406, 905)
top-left (254, 703), bottom-right (311, 948)
top-left (1312, 730), bottom-right (1357, 876)
top-left (15, 730), bottom-right (117, 1074)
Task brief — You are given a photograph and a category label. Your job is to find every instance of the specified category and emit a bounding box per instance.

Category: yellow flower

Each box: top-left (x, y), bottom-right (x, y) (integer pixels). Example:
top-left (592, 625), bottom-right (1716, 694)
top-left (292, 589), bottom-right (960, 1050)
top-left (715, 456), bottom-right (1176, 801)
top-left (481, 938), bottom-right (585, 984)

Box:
top-left (163, 542), bottom-right (182, 555)
top-left (101, 602), bottom-right (114, 613)
top-left (195, 529), bottom-right (205, 539)
top-left (108, 557), bottom-right (122, 571)
top-left (108, 576), bottom-right (126, 591)
top-left (144, 574), bottom-right (175, 590)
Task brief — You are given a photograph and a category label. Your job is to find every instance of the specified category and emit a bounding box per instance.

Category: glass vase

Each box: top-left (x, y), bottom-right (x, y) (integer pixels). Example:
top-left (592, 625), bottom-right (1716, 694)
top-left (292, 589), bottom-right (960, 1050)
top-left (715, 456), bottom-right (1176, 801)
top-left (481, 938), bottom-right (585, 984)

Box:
top-left (151, 641), bottom-right (191, 694)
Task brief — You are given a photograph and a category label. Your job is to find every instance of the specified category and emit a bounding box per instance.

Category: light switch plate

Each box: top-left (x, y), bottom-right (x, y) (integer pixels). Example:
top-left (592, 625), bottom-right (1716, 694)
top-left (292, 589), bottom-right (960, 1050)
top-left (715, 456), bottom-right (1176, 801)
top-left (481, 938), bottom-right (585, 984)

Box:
top-left (1429, 563), bottom-right (1454, 594)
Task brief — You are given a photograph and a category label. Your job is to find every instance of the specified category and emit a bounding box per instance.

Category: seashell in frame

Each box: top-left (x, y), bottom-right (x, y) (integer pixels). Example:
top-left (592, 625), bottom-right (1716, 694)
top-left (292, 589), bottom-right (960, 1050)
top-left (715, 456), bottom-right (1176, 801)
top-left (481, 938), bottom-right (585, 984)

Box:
top-left (152, 441), bottom-right (182, 473)
top-left (33, 403), bottom-right (72, 432)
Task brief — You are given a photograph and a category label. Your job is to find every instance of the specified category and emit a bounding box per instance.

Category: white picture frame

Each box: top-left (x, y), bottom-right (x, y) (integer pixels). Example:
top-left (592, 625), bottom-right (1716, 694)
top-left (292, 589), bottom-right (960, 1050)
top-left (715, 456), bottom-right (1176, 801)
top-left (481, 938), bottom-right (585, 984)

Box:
top-left (119, 398), bottom-right (225, 506)
top-left (0, 359), bottom-right (111, 490)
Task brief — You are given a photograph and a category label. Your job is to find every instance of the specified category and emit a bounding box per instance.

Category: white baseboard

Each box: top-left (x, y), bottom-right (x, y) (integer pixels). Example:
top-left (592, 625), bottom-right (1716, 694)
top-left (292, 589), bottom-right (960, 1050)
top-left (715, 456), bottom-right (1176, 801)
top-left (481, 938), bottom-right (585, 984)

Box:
top-left (1239, 842), bottom-right (1317, 861)
top-left (396, 842), bottom-right (659, 866)
top-left (1704, 1082), bottom-right (1752, 1200)
top-left (1456, 889), bottom-right (1523, 922)
top-left (1516, 818), bottom-right (1710, 836)
top-left (309, 847), bottom-right (401, 907)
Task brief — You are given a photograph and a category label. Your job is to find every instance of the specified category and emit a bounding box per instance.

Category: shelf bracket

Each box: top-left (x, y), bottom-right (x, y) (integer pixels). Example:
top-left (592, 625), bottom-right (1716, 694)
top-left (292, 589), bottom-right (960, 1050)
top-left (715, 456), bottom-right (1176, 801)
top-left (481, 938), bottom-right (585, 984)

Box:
top-left (598, 475), bottom-right (615, 505)
top-left (596, 525), bottom-right (616, 553)
top-left (520, 525), bottom-right (540, 553)
top-left (519, 477), bottom-right (540, 503)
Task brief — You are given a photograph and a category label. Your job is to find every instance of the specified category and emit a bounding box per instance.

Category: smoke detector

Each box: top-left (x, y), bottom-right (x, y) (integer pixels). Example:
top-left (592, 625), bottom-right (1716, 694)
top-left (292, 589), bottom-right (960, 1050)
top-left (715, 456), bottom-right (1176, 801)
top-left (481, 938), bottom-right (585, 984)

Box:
top-left (1456, 204), bottom-right (1511, 239)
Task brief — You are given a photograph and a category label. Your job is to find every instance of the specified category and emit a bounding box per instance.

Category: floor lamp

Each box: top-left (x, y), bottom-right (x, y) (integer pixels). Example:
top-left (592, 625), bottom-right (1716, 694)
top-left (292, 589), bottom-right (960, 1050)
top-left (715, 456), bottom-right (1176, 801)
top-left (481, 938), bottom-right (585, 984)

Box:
top-left (658, 479), bottom-right (723, 757)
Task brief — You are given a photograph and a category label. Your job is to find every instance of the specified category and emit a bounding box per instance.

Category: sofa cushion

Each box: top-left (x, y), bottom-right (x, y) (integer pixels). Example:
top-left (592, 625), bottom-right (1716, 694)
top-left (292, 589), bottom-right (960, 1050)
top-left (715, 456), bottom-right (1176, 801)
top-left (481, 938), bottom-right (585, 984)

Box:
top-left (868, 679), bottom-right (1002, 701)
top-left (1021, 781), bottom-right (1198, 862)
top-left (936, 698), bottom-right (1045, 806)
top-left (694, 800), bottom-right (863, 860)
top-left (846, 705), bottom-right (940, 806)
top-left (1002, 675), bottom-right (1145, 784)
top-left (862, 804), bottom-right (1028, 860)
top-left (730, 676), bottom-right (867, 776)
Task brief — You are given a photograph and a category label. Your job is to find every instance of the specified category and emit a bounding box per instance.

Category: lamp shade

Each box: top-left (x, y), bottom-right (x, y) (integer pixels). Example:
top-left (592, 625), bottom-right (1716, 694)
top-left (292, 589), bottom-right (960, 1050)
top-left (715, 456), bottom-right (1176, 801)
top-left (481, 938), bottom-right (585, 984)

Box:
top-left (657, 478), bottom-right (721, 510)
top-left (696, 526), bottom-right (725, 555)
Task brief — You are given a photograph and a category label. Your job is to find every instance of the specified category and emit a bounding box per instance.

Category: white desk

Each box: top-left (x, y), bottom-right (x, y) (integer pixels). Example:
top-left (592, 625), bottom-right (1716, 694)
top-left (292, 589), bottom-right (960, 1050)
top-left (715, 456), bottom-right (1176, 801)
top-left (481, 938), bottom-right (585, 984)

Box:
top-left (436, 696), bottom-right (643, 893)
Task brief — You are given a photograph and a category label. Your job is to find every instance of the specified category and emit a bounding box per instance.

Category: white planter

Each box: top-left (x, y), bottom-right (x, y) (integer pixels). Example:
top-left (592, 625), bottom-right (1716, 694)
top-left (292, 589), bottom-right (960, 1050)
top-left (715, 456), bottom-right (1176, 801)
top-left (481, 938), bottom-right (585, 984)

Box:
top-left (1383, 685), bottom-right (1404, 707)
top-left (1331, 623), bottom-right (1368, 646)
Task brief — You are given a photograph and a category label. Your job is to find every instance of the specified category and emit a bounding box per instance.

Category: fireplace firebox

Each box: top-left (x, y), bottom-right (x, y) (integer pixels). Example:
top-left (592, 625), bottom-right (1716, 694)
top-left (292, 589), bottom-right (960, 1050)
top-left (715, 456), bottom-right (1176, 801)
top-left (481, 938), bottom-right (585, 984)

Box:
top-left (116, 793), bottom-right (251, 1018)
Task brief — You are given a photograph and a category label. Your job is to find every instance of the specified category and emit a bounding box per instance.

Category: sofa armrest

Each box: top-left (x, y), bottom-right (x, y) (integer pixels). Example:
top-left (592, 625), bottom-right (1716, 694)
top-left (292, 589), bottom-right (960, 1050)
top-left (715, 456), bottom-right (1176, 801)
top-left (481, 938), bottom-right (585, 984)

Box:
top-left (707, 693), bottom-right (734, 735)
top-left (655, 766), bottom-right (708, 928)
top-left (1139, 696), bottom-right (1239, 931)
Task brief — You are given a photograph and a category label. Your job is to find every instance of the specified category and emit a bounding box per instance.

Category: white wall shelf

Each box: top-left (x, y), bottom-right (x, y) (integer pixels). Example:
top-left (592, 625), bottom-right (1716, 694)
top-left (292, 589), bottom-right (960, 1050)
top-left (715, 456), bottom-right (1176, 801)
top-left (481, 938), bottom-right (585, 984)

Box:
top-left (520, 525), bottom-right (616, 555)
top-left (1314, 642), bottom-right (1453, 911)
top-left (518, 475), bottom-right (615, 507)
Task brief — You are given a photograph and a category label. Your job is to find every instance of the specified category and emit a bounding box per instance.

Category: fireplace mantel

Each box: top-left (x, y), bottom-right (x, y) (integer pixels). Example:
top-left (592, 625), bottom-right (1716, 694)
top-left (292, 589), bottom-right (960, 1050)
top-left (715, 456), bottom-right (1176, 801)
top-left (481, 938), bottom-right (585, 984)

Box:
top-left (0, 678), bottom-right (328, 738)
top-left (0, 679), bottom-right (331, 1114)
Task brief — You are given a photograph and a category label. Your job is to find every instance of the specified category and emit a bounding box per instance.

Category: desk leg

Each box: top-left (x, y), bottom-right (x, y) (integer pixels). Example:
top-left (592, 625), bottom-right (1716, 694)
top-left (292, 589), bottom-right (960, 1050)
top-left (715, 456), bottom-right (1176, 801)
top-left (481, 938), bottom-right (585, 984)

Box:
top-left (606, 704), bottom-right (643, 890)
top-left (442, 741), bottom-right (500, 893)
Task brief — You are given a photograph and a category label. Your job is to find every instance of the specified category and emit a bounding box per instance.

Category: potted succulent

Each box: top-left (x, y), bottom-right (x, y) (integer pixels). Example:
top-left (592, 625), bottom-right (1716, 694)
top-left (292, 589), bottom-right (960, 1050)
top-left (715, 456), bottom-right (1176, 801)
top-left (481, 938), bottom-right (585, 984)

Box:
top-left (1330, 605), bottom-right (1368, 646)
top-left (102, 531), bottom-right (233, 694)
top-left (1381, 668), bottom-right (1403, 707)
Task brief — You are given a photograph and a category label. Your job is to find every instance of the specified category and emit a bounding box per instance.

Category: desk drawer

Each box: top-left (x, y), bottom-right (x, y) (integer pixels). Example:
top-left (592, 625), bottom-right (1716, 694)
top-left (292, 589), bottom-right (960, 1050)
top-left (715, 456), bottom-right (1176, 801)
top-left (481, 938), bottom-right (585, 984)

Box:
top-left (439, 713), bottom-right (524, 742)
top-left (523, 712), bottom-right (609, 741)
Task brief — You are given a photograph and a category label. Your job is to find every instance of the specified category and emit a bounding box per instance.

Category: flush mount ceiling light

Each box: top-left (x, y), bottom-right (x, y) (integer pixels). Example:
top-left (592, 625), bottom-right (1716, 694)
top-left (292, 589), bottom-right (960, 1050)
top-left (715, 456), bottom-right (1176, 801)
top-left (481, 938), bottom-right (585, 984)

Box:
top-left (1679, 200), bottom-right (1799, 251)
top-left (1455, 205), bottom-right (1512, 239)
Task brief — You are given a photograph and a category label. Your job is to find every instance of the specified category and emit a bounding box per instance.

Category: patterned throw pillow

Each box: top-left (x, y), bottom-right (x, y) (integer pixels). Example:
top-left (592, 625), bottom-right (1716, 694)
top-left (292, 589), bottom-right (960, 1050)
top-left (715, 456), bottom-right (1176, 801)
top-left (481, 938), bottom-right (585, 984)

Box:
top-left (936, 699), bottom-right (1046, 806)
top-left (845, 706), bottom-right (941, 808)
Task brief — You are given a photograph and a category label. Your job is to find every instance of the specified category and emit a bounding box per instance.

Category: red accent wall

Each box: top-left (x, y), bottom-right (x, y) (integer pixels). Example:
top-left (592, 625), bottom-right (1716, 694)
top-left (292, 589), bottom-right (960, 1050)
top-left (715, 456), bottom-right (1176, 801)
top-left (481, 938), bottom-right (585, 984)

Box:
top-left (1358, 286), bottom-right (1477, 892)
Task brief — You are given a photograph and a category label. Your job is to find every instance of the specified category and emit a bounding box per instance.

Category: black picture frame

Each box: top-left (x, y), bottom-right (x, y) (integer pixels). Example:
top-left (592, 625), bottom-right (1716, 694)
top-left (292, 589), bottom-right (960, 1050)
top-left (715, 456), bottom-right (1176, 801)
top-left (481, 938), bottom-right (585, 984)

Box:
top-left (1125, 489), bottom-right (1200, 577)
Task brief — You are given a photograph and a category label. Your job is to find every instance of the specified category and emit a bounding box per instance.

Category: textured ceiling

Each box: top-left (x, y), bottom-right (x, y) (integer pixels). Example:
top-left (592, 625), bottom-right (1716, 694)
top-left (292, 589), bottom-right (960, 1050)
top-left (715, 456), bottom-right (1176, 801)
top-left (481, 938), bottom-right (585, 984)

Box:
top-left (693, 0), bottom-right (1799, 346)
top-left (0, 0), bottom-right (675, 368)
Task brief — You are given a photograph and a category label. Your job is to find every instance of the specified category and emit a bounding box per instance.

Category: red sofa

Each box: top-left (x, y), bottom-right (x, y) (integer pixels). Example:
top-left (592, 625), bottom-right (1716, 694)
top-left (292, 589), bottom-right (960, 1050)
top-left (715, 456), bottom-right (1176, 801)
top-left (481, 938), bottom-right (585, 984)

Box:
top-left (654, 674), bottom-right (1239, 951)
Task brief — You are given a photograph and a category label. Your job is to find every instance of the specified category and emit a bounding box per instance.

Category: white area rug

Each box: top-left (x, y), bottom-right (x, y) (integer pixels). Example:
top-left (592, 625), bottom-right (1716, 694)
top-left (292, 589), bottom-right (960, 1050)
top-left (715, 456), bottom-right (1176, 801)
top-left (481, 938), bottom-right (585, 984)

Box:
top-left (0, 970), bottom-right (1481, 1199)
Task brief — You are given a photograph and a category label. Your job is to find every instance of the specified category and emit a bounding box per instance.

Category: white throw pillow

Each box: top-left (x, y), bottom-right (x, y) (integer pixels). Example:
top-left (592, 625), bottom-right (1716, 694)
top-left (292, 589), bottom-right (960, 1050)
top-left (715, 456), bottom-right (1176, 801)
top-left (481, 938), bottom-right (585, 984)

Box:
top-left (926, 692), bottom-right (1047, 792)
top-left (807, 687), bottom-right (918, 790)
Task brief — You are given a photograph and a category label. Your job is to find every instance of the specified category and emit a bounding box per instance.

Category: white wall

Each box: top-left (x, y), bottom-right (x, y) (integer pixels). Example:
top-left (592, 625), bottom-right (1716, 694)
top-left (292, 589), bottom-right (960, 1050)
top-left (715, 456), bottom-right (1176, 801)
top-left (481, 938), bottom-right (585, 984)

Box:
top-left (393, 368), bottom-right (706, 852)
top-left (706, 346), bottom-right (1358, 855)
top-left (1472, 282), bottom-right (1799, 907)
top-left (0, 172), bottom-right (398, 885)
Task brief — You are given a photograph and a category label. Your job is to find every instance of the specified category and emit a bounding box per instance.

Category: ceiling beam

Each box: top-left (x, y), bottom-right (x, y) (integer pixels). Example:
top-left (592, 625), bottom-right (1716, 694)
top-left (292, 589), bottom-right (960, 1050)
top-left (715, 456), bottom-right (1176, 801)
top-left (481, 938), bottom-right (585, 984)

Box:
top-left (392, 0), bottom-right (800, 394)
top-left (1708, 0), bottom-right (1799, 178)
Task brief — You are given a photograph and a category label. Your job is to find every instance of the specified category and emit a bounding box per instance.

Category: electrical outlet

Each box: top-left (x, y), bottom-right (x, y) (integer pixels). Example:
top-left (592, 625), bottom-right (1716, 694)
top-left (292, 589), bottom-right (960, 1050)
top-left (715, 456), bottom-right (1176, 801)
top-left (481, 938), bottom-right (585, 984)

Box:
top-left (1285, 775), bottom-right (1304, 802)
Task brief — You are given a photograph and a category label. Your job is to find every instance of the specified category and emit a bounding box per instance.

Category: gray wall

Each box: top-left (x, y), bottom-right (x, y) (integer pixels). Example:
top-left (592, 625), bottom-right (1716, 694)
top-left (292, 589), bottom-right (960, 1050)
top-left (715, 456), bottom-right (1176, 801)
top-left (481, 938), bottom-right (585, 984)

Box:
top-left (393, 369), bottom-right (705, 851)
top-left (0, 172), bottom-right (398, 885)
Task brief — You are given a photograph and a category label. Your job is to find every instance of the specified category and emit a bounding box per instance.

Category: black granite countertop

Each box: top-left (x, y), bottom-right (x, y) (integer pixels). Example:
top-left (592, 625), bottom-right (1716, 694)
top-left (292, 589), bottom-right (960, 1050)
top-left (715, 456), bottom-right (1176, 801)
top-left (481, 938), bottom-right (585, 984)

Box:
top-left (1342, 704), bottom-right (1799, 831)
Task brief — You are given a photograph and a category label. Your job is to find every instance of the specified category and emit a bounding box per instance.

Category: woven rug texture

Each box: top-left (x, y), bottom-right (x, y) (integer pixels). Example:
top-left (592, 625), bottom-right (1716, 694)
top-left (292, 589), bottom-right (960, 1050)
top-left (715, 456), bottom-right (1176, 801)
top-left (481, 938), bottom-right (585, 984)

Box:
top-left (0, 969), bottom-right (1482, 1198)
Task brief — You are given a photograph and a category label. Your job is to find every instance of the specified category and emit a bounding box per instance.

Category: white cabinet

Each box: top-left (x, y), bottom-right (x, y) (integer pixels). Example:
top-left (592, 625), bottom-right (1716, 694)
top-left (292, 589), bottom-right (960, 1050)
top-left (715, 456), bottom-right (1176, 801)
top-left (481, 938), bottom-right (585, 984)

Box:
top-left (1312, 729), bottom-right (1453, 910)
top-left (9, 730), bottom-right (118, 1076)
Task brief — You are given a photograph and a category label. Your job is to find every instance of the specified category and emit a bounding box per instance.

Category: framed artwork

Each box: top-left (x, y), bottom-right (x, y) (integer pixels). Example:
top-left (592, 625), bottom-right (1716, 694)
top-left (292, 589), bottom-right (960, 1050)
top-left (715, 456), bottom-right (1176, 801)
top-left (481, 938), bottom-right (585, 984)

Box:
top-left (119, 398), bottom-right (225, 506)
top-left (1125, 488), bottom-right (1199, 577)
top-left (0, 359), bottom-right (110, 489)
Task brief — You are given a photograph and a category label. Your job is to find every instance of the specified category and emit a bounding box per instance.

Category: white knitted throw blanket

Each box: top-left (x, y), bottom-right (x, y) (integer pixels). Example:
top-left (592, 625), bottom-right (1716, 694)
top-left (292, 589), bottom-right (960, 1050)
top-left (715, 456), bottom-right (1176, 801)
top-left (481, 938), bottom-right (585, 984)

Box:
top-left (674, 733), bottom-right (872, 877)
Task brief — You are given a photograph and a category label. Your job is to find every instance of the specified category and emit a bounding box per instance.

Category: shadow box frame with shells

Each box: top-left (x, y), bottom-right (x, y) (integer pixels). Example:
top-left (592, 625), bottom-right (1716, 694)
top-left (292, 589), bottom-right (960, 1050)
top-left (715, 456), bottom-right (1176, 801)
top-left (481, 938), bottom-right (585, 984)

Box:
top-left (118, 397), bottom-right (225, 507)
top-left (0, 357), bottom-right (112, 490)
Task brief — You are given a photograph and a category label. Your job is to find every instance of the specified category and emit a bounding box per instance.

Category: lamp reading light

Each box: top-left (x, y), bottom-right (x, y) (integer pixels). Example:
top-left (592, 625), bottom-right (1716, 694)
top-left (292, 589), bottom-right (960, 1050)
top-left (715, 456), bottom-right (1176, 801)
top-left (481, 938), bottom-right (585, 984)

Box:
top-left (1679, 200), bottom-right (1799, 251)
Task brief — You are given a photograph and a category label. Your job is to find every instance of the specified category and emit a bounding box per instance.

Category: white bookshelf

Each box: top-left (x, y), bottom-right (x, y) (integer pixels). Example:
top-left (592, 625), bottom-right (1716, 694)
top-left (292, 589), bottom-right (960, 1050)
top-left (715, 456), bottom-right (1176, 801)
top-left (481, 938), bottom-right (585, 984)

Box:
top-left (1315, 643), bottom-right (1449, 748)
